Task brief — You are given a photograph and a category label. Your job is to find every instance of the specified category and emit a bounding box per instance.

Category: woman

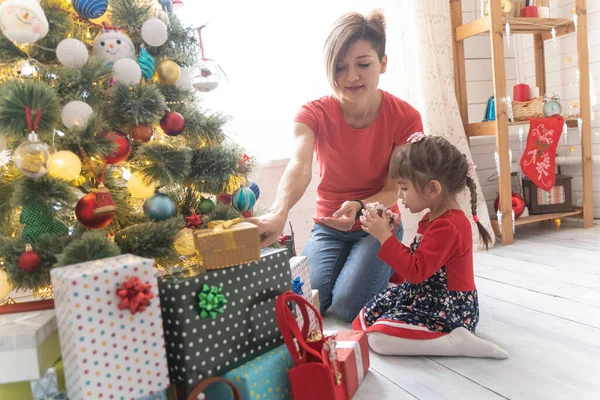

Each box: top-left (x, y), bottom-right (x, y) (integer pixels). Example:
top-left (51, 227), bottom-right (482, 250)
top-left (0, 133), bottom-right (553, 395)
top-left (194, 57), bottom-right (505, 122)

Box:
top-left (251, 10), bottom-right (423, 322)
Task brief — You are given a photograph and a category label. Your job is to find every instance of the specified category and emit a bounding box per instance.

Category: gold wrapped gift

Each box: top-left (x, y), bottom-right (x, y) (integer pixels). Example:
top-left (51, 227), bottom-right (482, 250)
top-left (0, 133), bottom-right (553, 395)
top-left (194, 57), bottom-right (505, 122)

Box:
top-left (193, 218), bottom-right (261, 270)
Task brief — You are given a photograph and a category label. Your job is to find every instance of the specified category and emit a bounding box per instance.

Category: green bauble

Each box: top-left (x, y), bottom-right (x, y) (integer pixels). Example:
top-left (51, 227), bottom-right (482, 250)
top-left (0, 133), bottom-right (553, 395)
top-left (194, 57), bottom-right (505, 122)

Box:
top-left (198, 198), bottom-right (215, 214)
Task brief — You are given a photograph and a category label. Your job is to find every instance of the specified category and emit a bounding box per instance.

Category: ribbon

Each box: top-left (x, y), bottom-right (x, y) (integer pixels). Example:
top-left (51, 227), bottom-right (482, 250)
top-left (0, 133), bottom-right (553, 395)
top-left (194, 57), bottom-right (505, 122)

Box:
top-left (337, 340), bottom-right (365, 383)
top-left (198, 284), bottom-right (227, 319)
top-left (25, 106), bottom-right (42, 135)
top-left (197, 25), bottom-right (229, 80)
top-left (291, 276), bottom-right (304, 296)
top-left (207, 217), bottom-right (243, 233)
top-left (0, 312), bottom-right (41, 327)
top-left (116, 277), bottom-right (154, 315)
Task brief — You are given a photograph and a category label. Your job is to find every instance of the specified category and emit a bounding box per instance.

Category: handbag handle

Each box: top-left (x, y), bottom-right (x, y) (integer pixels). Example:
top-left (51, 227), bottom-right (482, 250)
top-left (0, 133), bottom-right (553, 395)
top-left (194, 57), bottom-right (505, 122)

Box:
top-left (276, 291), bottom-right (324, 365)
top-left (187, 377), bottom-right (241, 400)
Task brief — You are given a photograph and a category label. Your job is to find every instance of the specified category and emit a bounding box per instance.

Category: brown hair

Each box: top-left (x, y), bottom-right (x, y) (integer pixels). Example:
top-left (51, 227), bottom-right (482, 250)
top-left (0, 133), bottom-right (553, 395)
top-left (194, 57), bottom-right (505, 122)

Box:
top-left (324, 10), bottom-right (387, 100)
top-left (391, 136), bottom-right (492, 250)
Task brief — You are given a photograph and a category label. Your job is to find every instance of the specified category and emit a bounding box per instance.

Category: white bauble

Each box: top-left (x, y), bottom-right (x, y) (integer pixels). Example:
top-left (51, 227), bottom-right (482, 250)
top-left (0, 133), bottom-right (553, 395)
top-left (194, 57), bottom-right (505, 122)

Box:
top-left (141, 18), bottom-right (168, 47)
top-left (61, 101), bottom-right (93, 129)
top-left (127, 172), bottom-right (156, 199)
top-left (0, 0), bottom-right (49, 44)
top-left (47, 150), bottom-right (82, 181)
top-left (93, 27), bottom-right (135, 64)
top-left (176, 67), bottom-right (193, 91)
top-left (56, 38), bottom-right (89, 68)
top-left (112, 58), bottom-right (142, 85)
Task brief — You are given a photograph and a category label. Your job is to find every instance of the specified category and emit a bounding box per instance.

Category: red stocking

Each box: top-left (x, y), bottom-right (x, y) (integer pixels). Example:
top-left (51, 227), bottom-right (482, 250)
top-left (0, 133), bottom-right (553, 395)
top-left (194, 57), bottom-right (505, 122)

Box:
top-left (520, 115), bottom-right (564, 191)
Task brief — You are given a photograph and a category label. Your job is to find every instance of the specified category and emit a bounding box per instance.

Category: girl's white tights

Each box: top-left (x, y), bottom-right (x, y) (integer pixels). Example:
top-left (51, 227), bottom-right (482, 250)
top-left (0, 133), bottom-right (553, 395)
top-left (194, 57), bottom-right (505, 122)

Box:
top-left (367, 327), bottom-right (508, 359)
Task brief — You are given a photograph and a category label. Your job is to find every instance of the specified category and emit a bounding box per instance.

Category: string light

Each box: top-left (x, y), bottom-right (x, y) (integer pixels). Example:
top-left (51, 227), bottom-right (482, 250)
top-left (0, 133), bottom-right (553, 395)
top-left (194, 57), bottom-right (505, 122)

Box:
top-left (563, 122), bottom-right (568, 146)
top-left (518, 126), bottom-right (524, 151)
top-left (505, 22), bottom-right (511, 48)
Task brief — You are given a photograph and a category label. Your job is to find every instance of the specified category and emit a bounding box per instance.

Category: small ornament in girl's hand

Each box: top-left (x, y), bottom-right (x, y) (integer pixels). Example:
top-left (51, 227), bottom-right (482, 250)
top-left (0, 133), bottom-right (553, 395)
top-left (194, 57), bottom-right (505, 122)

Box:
top-left (366, 202), bottom-right (396, 226)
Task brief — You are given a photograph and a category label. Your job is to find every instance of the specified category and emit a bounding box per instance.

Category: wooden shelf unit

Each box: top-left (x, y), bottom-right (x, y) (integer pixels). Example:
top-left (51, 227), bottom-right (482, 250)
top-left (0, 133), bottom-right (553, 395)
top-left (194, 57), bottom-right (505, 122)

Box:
top-left (449, 0), bottom-right (594, 245)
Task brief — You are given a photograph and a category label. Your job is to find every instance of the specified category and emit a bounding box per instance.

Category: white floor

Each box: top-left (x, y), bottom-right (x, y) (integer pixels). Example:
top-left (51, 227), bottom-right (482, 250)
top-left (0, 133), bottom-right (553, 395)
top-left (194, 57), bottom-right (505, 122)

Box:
top-left (324, 219), bottom-right (600, 400)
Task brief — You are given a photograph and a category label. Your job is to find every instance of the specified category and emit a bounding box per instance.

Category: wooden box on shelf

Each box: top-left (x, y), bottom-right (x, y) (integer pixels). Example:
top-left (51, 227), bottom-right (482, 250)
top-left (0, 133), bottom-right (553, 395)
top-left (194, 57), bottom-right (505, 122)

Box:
top-left (522, 175), bottom-right (574, 215)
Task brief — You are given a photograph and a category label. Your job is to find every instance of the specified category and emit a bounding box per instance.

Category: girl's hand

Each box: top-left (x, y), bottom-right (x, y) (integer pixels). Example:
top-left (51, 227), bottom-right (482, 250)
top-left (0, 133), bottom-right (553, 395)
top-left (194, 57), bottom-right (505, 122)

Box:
top-left (360, 207), bottom-right (393, 244)
top-left (386, 209), bottom-right (401, 235)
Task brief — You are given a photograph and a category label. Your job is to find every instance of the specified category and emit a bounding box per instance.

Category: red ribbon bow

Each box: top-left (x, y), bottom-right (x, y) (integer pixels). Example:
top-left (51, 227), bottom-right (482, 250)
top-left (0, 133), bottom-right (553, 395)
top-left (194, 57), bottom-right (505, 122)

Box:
top-left (25, 106), bottom-right (42, 133)
top-left (116, 277), bottom-right (154, 314)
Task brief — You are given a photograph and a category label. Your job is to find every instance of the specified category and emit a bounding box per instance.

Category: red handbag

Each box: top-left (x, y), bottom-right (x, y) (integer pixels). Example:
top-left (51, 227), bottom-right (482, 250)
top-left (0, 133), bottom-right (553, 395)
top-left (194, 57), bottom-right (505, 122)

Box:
top-left (276, 291), bottom-right (347, 400)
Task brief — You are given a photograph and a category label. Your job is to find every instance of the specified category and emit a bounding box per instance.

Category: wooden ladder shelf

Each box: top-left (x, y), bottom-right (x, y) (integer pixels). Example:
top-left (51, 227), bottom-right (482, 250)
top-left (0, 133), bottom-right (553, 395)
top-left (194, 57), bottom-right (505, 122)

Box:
top-left (449, 0), bottom-right (594, 245)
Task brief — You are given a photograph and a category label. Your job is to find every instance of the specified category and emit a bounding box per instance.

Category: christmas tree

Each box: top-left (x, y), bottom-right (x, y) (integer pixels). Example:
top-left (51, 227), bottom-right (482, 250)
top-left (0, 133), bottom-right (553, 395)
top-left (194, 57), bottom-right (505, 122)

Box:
top-left (0, 0), bottom-right (258, 295)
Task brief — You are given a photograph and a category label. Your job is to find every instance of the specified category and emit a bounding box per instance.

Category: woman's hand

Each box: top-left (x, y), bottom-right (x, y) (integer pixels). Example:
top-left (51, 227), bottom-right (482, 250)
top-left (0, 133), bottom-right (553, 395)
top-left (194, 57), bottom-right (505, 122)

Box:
top-left (360, 207), bottom-right (393, 244)
top-left (248, 212), bottom-right (287, 248)
top-left (318, 201), bottom-right (361, 231)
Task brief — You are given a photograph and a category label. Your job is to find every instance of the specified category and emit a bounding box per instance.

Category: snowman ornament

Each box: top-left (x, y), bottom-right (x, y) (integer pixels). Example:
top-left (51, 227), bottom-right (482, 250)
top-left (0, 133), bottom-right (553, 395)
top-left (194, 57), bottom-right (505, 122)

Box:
top-left (93, 25), bottom-right (135, 65)
top-left (0, 0), bottom-right (49, 44)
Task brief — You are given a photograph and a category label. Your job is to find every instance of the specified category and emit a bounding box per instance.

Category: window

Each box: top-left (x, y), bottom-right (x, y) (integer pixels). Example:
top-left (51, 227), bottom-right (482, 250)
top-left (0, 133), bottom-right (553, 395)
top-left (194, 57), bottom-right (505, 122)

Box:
top-left (176, 1), bottom-right (406, 161)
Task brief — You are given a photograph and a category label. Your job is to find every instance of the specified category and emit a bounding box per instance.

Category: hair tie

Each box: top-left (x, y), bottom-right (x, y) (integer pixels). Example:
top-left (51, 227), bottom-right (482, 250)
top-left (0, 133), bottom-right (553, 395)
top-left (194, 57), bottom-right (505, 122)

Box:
top-left (467, 160), bottom-right (477, 177)
top-left (407, 132), bottom-right (426, 144)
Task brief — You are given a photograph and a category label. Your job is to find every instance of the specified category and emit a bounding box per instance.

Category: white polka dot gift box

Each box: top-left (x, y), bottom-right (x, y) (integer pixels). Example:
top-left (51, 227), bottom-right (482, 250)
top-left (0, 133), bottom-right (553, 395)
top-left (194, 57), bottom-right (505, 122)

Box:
top-left (50, 254), bottom-right (169, 400)
top-left (157, 247), bottom-right (292, 395)
top-left (289, 256), bottom-right (318, 331)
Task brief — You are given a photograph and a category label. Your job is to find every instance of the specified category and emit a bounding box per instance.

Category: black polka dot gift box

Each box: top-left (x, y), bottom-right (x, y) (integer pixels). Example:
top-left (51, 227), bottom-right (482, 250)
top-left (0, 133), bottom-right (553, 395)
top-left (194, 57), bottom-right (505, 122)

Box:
top-left (158, 247), bottom-right (292, 394)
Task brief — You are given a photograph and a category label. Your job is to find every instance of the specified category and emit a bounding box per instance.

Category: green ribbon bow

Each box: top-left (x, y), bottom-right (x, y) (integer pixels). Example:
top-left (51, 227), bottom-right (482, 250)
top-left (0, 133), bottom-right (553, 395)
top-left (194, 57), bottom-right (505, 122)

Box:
top-left (198, 284), bottom-right (228, 319)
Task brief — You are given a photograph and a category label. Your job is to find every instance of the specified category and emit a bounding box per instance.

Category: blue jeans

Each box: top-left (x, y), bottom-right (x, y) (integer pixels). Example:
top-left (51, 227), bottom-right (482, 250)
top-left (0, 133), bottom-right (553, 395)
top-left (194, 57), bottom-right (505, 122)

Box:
top-left (301, 222), bottom-right (404, 322)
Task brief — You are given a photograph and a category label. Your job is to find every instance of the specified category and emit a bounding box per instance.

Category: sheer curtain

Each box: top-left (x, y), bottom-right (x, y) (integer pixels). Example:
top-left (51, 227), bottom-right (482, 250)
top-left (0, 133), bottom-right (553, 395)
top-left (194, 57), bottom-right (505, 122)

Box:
top-left (388, 0), bottom-right (495, 247)
top-left (177, 0), bottom-right (494, 247)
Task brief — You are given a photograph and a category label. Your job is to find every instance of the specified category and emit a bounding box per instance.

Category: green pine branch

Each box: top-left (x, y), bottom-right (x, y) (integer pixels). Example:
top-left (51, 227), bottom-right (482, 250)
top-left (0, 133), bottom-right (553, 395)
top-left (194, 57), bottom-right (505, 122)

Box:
top-left (0, 80), bottom-right (61, 140)
top-left (106, 83), bottom-right (167, 129)
top-left (1, 234), bottom-right (76, 292)
top-left (110, 0), bottom-right (154, 46)
top-left (41, 57), bottom-right (113, 110)
top-left (187, 144), bottom-right (254, 193)
top-left (176, 105), bottom-right (227, 147)
top-left (114, 217), bottom-right (184, 259)
top-left (56, 232), bottom-right (121, 267)
top-left (11, 176), bottom-right (77, 208)
top-left (155, 13), bottom-right (199, 67)
top-left (134, 143), bottom-right (192, 187)
top-left (58, 116), bottom-right (117, 158)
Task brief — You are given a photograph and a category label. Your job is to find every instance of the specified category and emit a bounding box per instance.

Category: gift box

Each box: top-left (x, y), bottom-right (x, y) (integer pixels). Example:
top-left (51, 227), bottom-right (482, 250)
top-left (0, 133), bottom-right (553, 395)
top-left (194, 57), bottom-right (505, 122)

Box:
top-left (202, 344), bottom-right (293, 400)
top-left (194, 219), bottom-right (261, 270)
top-left (0, 358), bottom-right (64, 400)
top-left (158, 247), bottom-right (292, 394)
top-left (325, 330), bottom-right (370, 399)
top-left (289, 256), bottom-right (318, 331)
top-left (50, 254), bottom-right (170, 400)
top-left (312, 289), bottom-right (320, 311)
top-left (0, 310), bottom-right (61, 384)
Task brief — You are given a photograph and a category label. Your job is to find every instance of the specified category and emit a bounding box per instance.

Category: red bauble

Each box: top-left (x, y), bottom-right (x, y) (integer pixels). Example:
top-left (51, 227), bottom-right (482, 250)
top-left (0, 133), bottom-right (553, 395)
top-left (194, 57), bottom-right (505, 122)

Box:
top-left (160, 112), bottom-right (185, 136)
top-left (18, 245), bottom-right (41, 272)
top-left (131, 125), bottom-right (154, 143)
top-left (76, 193), bottom-right (115, 229)
top-left (494, 192), bottom-right (526, 218)
top-left (104, 131), bottom-right (131, 164)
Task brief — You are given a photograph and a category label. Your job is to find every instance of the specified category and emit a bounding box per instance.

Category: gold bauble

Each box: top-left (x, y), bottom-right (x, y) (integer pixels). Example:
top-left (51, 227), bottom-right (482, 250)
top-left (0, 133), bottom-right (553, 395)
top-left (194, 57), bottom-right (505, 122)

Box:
top-left (0, 270), bottom-right (12, 300)
top-left (127, 172), bottom-right (156, 199)
top-left (47, 150), bottom-right (82, 181)
top-left (174, 228), bottom-right (196, 256)
top-left (483, 0), bottom-right (513, 17)
top-left (157, 60), bottom-right (181, 85)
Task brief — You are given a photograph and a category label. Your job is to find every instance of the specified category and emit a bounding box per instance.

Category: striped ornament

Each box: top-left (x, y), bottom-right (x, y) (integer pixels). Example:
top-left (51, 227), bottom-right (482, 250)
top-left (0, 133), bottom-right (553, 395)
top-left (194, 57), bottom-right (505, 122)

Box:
top-left (248, 180), bottom-right (260, 200)
top-left (72, 0), bottom-right (108, 20)
top-left (232, 187), bottom-right (256, 213)
top-left (137, 47), bottom-right (156, 80)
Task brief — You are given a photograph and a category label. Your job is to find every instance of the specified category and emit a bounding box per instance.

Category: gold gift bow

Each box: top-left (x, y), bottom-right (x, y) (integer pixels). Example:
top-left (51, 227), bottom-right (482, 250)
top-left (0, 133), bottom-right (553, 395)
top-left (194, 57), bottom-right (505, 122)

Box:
top-left (207, 217), bottom-right (243, 232)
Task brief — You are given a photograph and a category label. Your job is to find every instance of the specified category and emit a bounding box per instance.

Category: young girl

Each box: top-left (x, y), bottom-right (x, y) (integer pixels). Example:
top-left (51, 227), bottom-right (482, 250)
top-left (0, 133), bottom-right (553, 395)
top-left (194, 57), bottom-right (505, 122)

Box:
top-left (353, 133), bottom-right (507, 359)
